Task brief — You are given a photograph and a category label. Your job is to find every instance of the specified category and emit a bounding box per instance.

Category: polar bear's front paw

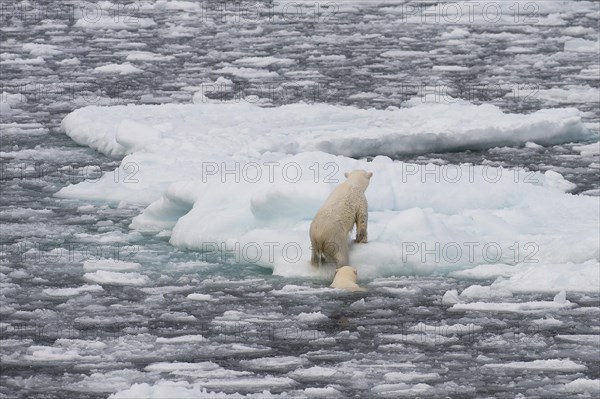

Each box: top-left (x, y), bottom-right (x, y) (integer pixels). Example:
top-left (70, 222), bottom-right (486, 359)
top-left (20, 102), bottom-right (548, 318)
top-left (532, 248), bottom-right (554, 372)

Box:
top-left (355, 235), bottom-right (368, 244)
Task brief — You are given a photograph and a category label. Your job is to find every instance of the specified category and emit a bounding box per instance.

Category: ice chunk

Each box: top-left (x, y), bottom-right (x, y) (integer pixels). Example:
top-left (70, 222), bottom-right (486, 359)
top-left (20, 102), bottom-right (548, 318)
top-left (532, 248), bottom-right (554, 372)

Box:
top-left (491, 260), bottom-right (599, 294)
top-left (24, 346), bottom-right (100, 363)
top-left (83, 259), bottom-right (141, 272)
top-left (564, 38), bottom-right (600, 53)
top-left (459, 285), bottom-right (511, 300)
top-left (384, 371), bottom-right (440, 382)
top-left (57, 102), bottom-right (598, 282)
top-left (543, 170), bottom-right (576, 192)
top-left (239, 356), bottom-right (309, 371)
top-left (303, 387), bottom-right (343, 397)
top-left (232, 56), bottom-right (296, 67)
top-left (212, 66), bottom-right (279, 79)
top-left (537, 86), bottom-right (600, 104)
top-left (449, 298), bottom-right (575, 313)
top-left (93, 63), bottom-right (143, 75)
top-left (145, 362), bottom-right (218, 372)
top-left (553, 290), bottom-right (567, 304)
top-left (555, 335), bottom-right (600, 346)
top-left (442, 28), bottom-right (470, 39)
top-left (296, 312), bottom-right (328, 323)
top-left (125, 51), bottom-right (175, 62)
top-left (573, 141), bottom-right (600, 156)
top-left (74, 16), bottom-right (156, 30)
top-left (290, 366), bottom-right (338, 380)
top-left (450, 264), bottom-right (516, 280)
top-left (441, 290), bottom-right (460, 305)
top-left (483, 359), bottom-right (587, 371)
top-left (186, 293), bottom-right (214, 301)
top-left (43, 285), bottom-right (103, 297)
top-left (155, 335), bottom-right (207, 344)
top-left (61, 102), bottom-right (592, 159)
top-left (67, 370), bottom-right (145, 393)
top-left (371, 382), bottom-right (432, 395)
top-left (158, 312), bottom-right (196, 322)
top-left (432, 65), bottom-right (470, 72)
top-left (22, 43), bottom-right (61, 56)
top-left (562, 379), bottom-right (600, 394)
top-left (83, 270), bottom-right (150, 286)
top-left (108, 382), bottom-right (274, 398)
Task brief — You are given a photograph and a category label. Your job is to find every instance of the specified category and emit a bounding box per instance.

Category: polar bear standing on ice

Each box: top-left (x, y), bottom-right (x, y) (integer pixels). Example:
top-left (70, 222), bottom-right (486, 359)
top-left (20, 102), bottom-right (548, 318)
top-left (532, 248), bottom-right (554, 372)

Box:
top-left (310, 169), bottom-right (372, 268)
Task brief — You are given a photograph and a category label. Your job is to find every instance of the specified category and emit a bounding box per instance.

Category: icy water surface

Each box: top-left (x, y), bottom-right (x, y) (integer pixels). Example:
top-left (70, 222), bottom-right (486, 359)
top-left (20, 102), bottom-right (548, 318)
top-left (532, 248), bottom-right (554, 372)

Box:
top-left (1, 1), bottom-right (599, 398)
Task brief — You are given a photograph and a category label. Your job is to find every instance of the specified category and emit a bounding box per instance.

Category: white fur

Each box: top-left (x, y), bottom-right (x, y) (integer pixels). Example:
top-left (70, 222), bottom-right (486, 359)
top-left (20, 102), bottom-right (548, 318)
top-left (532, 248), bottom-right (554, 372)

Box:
top-left (310, 169), bottom-right (372, 268)
top-left (330, 266), bottom-right (366, 291)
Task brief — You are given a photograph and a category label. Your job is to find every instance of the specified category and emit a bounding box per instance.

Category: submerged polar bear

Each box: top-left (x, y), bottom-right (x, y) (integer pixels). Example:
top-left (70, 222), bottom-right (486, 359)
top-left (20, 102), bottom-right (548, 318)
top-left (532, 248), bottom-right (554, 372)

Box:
top-left (330, 266), bottom-right (366, 292)
top-left (309, 169), bottom-right (372, 268)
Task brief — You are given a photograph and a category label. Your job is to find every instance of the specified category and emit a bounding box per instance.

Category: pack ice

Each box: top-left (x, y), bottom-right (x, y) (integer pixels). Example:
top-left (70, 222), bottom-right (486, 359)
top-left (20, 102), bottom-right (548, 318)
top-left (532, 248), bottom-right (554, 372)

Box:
top-left (57, 99), bottom-right (599, 291)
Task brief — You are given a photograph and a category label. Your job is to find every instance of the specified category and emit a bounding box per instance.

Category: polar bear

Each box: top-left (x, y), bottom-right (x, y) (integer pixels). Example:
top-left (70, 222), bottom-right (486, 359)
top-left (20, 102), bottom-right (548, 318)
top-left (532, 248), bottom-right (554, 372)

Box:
top-left (309, 169), bottom-right (372, 268)
top-left (330, 266), bottom-right (366, 292)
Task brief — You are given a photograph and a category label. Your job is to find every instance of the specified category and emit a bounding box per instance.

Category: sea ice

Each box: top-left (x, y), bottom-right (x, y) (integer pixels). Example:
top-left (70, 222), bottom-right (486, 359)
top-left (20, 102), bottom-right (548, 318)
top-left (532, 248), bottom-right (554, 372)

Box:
top-left (482, 359), bottom-right (587, 372)
top-left (93, 63), bottom-right (143, 75)
top-left (83, 270), bottom-right (151, 286)
top-left (57, 101), bottom-right (599, 284)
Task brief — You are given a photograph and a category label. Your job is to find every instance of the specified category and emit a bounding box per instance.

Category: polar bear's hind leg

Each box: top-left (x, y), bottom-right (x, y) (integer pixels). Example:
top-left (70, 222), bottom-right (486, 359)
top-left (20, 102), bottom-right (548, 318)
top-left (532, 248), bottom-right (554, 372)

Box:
top-left (333, 239), bottom-right (349, 269)
top-left (310, 238), bottom-right (322, 268)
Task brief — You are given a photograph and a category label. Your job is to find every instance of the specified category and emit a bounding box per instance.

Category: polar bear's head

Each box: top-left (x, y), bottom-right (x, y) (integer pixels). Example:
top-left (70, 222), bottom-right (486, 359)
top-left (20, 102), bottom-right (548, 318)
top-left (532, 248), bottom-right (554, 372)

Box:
top-left (330, 266), bottom-right (366, 291)
top-left (344, 169), bottom-right (373, 191)
top-left (336, 265), bottom-right (358, 280)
